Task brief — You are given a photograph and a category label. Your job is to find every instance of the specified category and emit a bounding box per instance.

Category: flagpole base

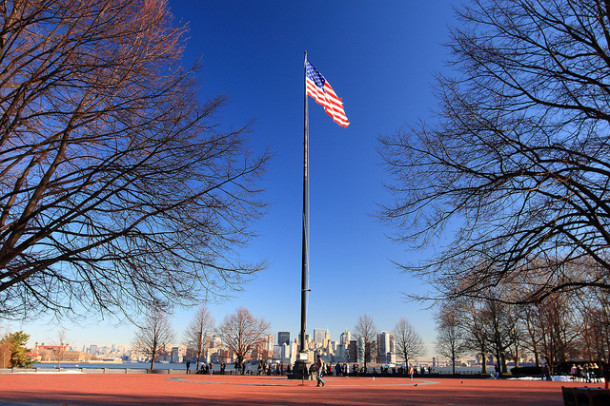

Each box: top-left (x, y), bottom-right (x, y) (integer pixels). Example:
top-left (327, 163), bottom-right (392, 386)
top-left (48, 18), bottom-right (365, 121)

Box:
top-left (287, 359), bottom-right (311, 381)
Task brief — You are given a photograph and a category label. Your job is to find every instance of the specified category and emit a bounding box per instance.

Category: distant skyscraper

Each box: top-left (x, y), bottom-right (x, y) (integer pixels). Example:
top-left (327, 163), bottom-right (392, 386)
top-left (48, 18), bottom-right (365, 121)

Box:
top-left (377, 331), bottom-right (395, 364)
top-left (264, 334), bottom-right (274, 352)
top-left (313, 329), bottom-right (326, 348)
top-left (278, 331), bottom-right (290, 346)
top-left (340, 329), bottom-right (351, 347)
top-left (350, 339), bottom-right (360, 362)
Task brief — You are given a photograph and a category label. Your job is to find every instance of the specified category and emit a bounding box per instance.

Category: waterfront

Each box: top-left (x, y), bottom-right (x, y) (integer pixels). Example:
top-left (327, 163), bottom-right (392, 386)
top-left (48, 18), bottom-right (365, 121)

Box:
top-left (31, 361), bottom-right (493, 375)
top-left (33, 362), bottom-right (189, 371)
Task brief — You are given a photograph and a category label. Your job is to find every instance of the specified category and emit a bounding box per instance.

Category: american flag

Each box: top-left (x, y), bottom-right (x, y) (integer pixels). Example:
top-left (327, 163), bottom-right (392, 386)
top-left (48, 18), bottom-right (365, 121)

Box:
top-left (305, 61), bottom-right (350, 128)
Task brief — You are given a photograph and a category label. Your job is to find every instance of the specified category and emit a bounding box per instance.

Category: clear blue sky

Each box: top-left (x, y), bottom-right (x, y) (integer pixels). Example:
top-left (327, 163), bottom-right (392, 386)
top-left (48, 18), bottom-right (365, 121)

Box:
top-left (9, 0), bottom-right (457, 353)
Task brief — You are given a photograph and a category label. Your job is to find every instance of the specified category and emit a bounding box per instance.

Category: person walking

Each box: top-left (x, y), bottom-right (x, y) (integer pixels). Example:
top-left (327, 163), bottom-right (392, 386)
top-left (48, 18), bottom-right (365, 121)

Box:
top-left (543, 364), bottom-right (552, 381)
top-left (570, 364), bottom-right (577, 381)
top-left (315, 354), bottom-right (325, 387)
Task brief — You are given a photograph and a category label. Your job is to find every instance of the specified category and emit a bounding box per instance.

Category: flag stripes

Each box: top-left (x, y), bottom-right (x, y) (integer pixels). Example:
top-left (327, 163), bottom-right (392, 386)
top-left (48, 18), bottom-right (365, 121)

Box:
top-left (305, 61), bottom-right (349, 128)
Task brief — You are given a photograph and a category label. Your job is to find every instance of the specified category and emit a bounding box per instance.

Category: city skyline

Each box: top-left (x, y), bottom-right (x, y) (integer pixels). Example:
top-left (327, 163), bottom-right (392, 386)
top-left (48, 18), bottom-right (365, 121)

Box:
top-left (22, 324), bottom-right (433, 355)
top-left (30, 327), bottom-right (442, 367)
top-left (3, 0), bottom-right (456, 349)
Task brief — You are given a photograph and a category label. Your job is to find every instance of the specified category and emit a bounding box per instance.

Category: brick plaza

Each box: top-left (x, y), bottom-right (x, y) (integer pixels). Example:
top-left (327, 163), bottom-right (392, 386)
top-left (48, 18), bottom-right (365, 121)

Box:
top-left (0, 373), bottom-right (603, 405)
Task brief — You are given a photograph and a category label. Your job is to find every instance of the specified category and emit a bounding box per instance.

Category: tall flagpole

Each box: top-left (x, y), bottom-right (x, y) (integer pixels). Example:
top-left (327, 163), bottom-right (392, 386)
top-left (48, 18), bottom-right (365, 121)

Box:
top-left (292, 54), bottom-right (347, 380)
top-left (300, 50), bottom-right (309, 356)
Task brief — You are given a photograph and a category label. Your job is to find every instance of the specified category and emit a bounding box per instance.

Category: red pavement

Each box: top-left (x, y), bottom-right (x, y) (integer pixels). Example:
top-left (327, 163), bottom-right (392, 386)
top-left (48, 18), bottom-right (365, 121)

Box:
top-left (0, 373), bottom-right (603, 405)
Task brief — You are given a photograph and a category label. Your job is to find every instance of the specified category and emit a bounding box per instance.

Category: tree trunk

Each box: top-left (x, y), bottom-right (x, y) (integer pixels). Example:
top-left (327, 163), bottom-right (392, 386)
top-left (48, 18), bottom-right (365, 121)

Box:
top-left (481, 351), bottom-right (487, 374)
top-left (452, 354), bottom-right (456, 374)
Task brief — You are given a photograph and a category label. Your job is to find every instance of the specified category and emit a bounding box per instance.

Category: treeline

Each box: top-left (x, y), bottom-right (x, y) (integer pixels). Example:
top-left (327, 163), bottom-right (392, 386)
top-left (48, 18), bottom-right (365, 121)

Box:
top-left (377, 0), bottom-right (610, 377)
top-left (436, 268), bottom-right (610, 375)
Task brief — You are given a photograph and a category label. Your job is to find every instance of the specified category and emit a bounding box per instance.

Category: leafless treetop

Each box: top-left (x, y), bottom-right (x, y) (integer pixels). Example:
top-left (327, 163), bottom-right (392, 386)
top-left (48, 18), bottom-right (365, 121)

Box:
top-left (380, 0), bottom-right (610, 302)
top-left (0, 0), bottom-right (269, 318)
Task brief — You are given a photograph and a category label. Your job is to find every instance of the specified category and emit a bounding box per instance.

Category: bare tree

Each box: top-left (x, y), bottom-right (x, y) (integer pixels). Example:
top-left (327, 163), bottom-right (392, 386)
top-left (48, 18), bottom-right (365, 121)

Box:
top-left (393, 317), bottom-right (424, 368)
top-left (216, 307), bottom-right (270, 372)
top-left (184, 303), bottom-right (215, 370)
top-left (55, 329), bottom-right (68, 369)
top-left (480, 294), bottom-right (517, 375)
top-left (536, 293), bottom-right (580, 371)
top-left (354, 314), bottom-right (377, 371)
top-left (379, 0), bottom-right (610, 303)
top-left (0, 0), bottom-right (268, 318)
top-left (519, 302), bottom-right (543, 368)
top-left (584, 288), bottom-right (610, 361)
top-left (134, 304), bottom-right (174, 370)
top-left (436, 304), bottom-right (467, 375)
top-left (453, 297), bottom-right (490, 374)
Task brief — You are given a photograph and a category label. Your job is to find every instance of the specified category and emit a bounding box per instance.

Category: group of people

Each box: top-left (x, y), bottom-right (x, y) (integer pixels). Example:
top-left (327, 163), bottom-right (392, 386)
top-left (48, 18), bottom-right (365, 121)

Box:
top-left (256, 360), bottom-right (291, 375)
top-left (304, 362), bottom-right (432, 377)
top-left (185, 361), bottom-right (227, 375)
top-left (184, 357), bottom-right (610, 389)
top-left (308, 361), bottom-right (353, 377)
top-left (190, 359), bottom-right (438, 378)
top-left (570, 362), bottom-right (609, 385)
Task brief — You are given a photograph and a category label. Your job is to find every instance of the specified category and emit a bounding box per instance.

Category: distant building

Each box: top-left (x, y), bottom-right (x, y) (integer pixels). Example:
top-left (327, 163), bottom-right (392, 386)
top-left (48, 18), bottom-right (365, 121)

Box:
top-left (313, 329), bottom-right (326, 348)
top-left (273, 345), bottom-right (282, 360)
top-left (329, 340), bottom-right (337, 354)
top-left (252, 334), bottom-right (274, 360)
top-left (278, 331), bottom-right (290, 346)
top-left (377, 331), bottom-right (395, 364)
top-left (334, 343), bottom-right (347, 362)
top-left (209, 335), bottom-right (222, 350)
top-left (171, 345), bottom-right (186, 363)
top-left (349, 339), bottom-right (359, 362)
top-left (340, 330), bottom-right (351, 347)
top-left (278, 343), bottom-right (291, 363)
top-left (264, 334), bottom-right (274, 353)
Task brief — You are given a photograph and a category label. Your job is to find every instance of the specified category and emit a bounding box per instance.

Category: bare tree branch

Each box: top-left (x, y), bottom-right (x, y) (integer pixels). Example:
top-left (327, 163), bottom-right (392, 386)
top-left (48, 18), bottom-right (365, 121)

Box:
top-left (0, 0), bottom-right (269, 319)
top-left (354, 313), bottom-right (377, 371)
top-left (393, 317), bottom-right (424, 367)
top-left (380, 0), bottom-right (610, 302)
top-left (184, 303), bottom-right (215, 371)
top-left (216, 307), bottom-right (270, 371)
top-left (133, 302), bottom-right (174, 371)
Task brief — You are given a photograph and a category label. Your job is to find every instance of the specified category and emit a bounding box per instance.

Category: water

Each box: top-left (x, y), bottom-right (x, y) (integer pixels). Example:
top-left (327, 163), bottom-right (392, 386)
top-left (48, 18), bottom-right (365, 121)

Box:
top-left (30, 363), bottom-right (574, 380)
top-left (32, 362), bottom-right (188, 370)
top-left (32, 362), bottom-right (253, 373)
top-left (32, 362), bottom-right (493, 375)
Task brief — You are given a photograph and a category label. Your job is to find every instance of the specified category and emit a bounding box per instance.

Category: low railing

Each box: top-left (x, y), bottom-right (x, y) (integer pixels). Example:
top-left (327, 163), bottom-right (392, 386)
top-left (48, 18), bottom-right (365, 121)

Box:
top-left (1, 366), bottom-right (493, 377)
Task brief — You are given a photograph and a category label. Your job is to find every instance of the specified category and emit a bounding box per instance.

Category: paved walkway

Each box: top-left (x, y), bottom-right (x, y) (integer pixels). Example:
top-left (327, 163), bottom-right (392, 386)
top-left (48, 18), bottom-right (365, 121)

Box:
top-left (0, 373), bottom-right (603, 405)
